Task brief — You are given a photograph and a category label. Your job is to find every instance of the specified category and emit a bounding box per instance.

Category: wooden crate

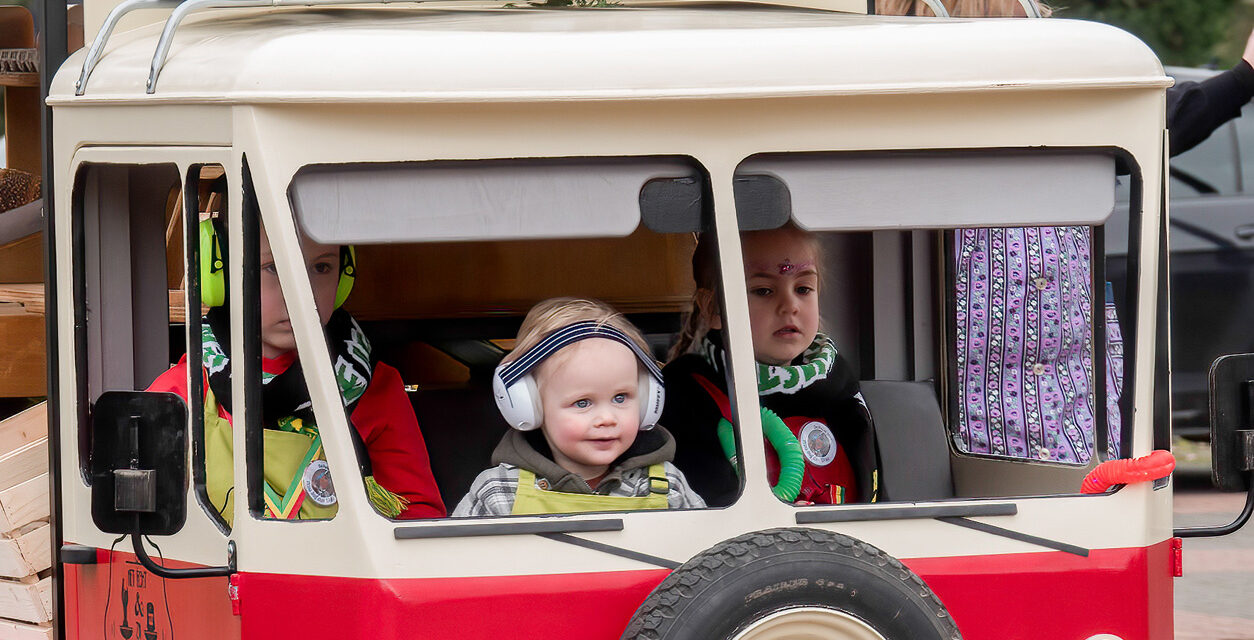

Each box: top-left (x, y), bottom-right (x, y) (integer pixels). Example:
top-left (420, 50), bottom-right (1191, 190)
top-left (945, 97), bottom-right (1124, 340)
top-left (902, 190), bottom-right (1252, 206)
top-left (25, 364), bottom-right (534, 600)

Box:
top-left (0, 523), bottom-right (48, 580)
top-left (0, 575), bottom-right (50, 624)
top-left (0, 475), bottom-right (47, 534)
top-left (0, 617), bottom-right (51, 640)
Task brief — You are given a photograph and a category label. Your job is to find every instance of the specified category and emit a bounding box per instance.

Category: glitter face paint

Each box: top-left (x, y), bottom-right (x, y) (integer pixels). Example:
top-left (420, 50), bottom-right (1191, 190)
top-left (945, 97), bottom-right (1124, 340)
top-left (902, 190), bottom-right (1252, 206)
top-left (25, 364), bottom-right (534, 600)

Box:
top-left (747, 260), bottom-right (816, 277)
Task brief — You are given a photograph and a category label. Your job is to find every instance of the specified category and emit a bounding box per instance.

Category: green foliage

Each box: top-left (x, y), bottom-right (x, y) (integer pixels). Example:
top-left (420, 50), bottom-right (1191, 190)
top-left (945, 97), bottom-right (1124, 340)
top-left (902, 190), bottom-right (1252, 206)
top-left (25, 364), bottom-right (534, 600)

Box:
top-left (1057, 0), bottom-right (1241, 66)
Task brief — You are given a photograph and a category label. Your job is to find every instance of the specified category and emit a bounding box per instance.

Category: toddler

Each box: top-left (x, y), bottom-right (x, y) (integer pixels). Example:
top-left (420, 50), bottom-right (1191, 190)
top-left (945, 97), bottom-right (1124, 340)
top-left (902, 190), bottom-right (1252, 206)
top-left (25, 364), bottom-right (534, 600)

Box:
top-left (454, 298), bottom-right (705, 516)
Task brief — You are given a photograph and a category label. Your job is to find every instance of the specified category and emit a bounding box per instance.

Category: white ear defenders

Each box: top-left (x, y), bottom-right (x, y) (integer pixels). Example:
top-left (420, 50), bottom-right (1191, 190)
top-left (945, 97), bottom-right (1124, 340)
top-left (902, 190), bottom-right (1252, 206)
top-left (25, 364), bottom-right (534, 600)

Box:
top-left (492, 321), bottom-right (665, 432)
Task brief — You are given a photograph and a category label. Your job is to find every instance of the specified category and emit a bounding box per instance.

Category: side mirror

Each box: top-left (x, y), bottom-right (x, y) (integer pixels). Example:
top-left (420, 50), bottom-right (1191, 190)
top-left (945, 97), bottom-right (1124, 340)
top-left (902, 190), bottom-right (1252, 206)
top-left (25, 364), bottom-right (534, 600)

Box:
top-left (1209, 354), bottom-right (1254, 492)
top-left (90, 391), bottom-right (189, 536)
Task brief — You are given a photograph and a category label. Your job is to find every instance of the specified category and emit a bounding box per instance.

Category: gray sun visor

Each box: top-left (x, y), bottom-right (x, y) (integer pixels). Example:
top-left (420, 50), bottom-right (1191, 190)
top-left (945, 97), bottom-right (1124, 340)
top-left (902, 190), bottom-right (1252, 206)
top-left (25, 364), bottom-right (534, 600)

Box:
top-left (289, 157), bottom-right (705, 244)
top-left (734, 151), bottom-right (1116, 231)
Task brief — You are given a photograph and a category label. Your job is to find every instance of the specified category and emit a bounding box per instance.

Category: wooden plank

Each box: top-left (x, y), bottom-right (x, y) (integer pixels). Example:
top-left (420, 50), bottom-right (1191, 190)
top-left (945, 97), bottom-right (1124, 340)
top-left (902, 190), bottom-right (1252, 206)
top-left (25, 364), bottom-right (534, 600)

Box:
top-left (0, 618), bottom-right (52, 640)
top-left (0, 403), bottom-right (45, 457)
top-left (3, 86), bottom-right (41, 175)
top-left (0, 524), bottom-right (49, 579)
top-left (0, 235), bottom-right (43, 285)
top-left (0, 286), bottom-right (40, 312)
top-left (33, 575), bottom-right (48, 620)
top-left (0, 441), bottom-right (46, 494)
top-left (0, 576), bottom-right (50, 623)
top-left (0, 314), bottom-right (44, 398)
top-left (0, 285), bottom-right (189, 323)
top-left (0, 474), bottom-right (47, 534)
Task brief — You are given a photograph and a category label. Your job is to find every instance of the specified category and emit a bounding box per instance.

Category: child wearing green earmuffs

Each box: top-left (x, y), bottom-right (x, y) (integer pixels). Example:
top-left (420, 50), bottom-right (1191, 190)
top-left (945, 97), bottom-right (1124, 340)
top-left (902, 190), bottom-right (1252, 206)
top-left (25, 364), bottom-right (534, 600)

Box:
top-left (148, 217), bottom-right (445, 523)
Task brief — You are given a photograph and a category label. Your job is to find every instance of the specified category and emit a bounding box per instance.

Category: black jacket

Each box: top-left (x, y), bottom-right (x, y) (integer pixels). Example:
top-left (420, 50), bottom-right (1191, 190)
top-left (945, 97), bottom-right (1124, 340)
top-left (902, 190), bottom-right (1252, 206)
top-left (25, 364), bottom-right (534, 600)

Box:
top-left (661, 335), bottom-right (881, 507)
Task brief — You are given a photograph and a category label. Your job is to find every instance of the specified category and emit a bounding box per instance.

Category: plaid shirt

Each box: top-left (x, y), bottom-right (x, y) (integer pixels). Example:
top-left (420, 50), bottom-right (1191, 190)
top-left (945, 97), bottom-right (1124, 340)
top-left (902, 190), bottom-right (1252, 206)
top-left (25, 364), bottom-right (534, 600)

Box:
top-left (453, 461), bottom-right (706, 517)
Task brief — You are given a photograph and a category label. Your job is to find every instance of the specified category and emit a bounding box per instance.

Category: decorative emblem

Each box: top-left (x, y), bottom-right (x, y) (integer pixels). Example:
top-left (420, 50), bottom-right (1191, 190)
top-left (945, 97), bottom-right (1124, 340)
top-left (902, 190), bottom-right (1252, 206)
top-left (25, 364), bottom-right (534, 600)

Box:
top-left (303, 460), bottom-right (337, 507)
top-left (799, 421), bottom-right (837, 466)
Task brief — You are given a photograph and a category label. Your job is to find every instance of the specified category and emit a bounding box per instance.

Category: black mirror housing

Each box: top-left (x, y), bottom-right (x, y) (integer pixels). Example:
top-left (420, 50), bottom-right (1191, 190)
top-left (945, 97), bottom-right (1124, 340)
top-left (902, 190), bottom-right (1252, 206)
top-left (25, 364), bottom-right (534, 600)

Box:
top-left (1209, 354), bottom-right (1254, 492)
top-left (90, 391), bottom-right (189, 536)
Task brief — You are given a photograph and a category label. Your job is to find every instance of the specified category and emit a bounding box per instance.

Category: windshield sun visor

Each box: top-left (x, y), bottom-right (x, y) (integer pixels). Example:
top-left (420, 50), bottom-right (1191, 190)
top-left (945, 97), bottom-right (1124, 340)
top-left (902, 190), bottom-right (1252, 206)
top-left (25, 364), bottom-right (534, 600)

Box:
top-left (289, 156), bottom-right (706, 244)
top-left (735, 150), bottom-right (1117, 231)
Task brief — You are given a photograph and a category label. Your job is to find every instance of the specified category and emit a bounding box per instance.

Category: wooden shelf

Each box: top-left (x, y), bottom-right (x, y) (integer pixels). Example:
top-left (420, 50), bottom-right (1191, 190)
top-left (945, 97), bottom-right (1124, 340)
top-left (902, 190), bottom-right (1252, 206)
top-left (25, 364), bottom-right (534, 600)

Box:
top-left (0, 50), bottom-right (36, 88)
top-left (0, 285), bottom-right (189, 322)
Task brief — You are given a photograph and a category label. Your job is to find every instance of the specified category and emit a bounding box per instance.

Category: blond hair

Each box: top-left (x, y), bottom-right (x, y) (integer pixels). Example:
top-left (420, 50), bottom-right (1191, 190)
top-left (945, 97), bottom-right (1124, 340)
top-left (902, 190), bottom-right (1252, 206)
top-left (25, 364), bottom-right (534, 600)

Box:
top-left (875, 0), bottom-right (1052, 17)
top-left (504, 297), bottom-right (653, 366)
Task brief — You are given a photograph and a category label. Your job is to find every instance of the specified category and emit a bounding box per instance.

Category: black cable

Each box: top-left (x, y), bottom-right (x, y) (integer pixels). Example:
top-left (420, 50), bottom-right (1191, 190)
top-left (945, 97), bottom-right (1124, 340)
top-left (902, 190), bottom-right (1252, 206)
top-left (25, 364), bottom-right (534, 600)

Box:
top-left (144, 537), bottom-right (177, 640)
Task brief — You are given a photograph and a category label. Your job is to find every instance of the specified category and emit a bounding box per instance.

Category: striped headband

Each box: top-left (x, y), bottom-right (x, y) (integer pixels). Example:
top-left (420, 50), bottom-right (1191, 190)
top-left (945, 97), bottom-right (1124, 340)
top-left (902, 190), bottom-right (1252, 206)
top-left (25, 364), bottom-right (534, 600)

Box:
top-left (499, 321), bottom-right (663, 387)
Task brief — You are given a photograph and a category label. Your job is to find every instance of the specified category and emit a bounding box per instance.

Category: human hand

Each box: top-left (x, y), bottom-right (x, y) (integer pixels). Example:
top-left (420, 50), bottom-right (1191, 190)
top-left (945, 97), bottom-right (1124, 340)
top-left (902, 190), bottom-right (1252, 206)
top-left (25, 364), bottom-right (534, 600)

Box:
top-left (1243, 28), bottom-right (1254, 67)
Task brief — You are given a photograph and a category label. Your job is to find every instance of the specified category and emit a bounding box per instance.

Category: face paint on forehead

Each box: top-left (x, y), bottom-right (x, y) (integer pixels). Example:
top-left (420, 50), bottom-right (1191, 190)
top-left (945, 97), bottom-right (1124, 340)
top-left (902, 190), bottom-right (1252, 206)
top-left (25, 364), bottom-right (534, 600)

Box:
top-left (748, 259), bottom-right (816, 276)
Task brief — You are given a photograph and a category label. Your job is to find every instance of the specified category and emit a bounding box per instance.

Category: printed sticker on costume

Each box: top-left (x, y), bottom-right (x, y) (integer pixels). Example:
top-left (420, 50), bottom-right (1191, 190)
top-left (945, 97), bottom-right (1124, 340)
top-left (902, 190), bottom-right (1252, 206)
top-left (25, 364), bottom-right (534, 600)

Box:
top-left (303, 460), bottom-right (338, 506)
top-left (106, 562), bottom-right (172, 640)
top-left (799, 421), bottom-right (837, 466)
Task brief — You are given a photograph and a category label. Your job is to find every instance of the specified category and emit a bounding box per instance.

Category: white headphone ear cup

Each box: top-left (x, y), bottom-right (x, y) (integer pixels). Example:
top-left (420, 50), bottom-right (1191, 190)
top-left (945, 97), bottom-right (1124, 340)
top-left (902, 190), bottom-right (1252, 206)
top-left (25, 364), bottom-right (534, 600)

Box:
top-left (523, 376), bottom-right (543, 429)
top-left (493, 368), bottom-right (542, 431)
top-left (638, 369), bottom-right (664, 430)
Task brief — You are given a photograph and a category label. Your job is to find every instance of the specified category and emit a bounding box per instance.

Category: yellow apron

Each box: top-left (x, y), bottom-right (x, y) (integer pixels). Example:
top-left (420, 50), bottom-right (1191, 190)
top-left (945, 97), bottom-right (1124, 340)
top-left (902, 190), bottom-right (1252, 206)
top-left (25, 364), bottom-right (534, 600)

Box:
top-left (511, 465), bottom-right (670, 515)
top-left (204, 390), bottom-right (337, 526)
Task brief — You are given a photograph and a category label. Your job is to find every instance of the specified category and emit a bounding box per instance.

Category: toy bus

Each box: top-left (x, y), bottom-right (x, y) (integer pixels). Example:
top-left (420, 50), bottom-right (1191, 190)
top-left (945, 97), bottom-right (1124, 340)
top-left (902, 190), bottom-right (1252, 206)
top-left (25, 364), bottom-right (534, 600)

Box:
top-left (37, 0), bottom-right (1254, 638)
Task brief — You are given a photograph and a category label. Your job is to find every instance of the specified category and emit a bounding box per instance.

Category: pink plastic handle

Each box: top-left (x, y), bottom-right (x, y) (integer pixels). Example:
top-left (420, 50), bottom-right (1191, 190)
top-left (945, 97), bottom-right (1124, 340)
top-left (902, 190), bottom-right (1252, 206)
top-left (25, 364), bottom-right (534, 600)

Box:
top-left (1081, 449), bottom-right (1176, 494)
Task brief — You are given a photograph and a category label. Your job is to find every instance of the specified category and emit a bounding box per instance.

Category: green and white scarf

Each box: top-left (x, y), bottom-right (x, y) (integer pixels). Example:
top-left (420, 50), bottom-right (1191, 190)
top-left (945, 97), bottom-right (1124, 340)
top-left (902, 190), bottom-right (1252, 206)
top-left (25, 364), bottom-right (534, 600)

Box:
top-left (201, 308), bottom-right (408, 517)
top-left (699, 331), bottom-right (839, 396)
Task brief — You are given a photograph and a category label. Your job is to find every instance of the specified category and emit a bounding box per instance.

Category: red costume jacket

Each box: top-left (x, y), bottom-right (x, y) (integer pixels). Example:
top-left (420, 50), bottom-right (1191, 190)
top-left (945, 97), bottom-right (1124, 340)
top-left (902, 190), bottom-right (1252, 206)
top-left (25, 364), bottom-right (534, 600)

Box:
top-left (149, 355), bottom-right (446, 519)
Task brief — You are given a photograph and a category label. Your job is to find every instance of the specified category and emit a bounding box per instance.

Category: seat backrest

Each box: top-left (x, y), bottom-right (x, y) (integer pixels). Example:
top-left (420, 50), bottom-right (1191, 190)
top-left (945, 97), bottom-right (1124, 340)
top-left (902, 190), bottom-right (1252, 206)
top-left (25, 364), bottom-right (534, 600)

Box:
top-left (410, 385), bottom-right (510, 511)
top-left (858, 380), bottom-right (955, 501)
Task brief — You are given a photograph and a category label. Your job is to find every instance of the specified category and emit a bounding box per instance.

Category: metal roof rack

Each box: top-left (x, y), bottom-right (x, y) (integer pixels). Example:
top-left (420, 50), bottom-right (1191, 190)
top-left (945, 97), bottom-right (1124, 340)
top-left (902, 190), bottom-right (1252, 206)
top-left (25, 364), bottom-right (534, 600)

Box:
top-left (75, 0), bottom-right (1044, 96)
top-left (76, 0), bottom-right (181, 95)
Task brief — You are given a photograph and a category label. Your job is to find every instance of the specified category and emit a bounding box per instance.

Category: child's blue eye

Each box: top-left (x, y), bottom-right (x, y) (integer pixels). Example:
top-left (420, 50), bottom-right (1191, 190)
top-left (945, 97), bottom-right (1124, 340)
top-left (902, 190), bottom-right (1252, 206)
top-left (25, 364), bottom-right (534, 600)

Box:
top-left (261, 263), bottom-right (278, 275)
top-left (613, 393), bottom-right (627, 404)
top-left (750, 287), bottom-right (772, 297)
top-left (796, 286), bottom-right (815, 295)
top-left (574, 399), bottom-right (591, 409)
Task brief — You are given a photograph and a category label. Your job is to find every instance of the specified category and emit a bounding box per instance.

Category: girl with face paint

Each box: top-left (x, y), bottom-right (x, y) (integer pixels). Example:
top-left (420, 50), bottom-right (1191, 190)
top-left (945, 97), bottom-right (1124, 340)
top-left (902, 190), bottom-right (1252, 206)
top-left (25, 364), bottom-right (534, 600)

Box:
top-left (663, 225), bottom-right (882, 508)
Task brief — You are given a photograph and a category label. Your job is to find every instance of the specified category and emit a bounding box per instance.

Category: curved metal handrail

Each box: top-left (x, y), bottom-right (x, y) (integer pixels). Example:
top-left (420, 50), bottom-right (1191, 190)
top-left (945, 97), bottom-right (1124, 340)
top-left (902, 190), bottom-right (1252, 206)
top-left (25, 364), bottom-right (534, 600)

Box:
top-left (1018, 0), bottom-right (1043, 18)
top-left (147, 0), bottom-right (271, 94)
top-left (76, 0), bottom-right (183, 95)
top-left (921, 0), bottom-right (948, 17)
top-left (146, 0), bottom-right (409, 94)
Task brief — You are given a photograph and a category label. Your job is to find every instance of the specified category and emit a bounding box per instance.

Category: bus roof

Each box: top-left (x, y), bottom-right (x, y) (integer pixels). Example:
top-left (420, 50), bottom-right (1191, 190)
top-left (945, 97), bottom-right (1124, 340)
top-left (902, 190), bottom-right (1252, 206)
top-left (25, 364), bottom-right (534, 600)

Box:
top-left (50, 4), bottom-right (1169, 105)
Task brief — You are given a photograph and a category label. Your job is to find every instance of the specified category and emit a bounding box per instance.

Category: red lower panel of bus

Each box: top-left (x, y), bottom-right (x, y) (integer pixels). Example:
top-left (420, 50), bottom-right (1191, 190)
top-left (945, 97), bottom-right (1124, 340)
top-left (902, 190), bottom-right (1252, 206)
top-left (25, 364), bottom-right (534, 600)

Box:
top-left (907, 539), bottom-right (1175, 640)
top-left (65, 540), bottom-right (1173, 640)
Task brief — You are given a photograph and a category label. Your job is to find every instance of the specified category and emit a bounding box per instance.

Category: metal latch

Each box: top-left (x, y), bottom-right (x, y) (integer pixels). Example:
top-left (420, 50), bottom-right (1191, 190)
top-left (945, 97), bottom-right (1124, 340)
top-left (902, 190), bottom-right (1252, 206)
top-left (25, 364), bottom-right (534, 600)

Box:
top-left (114, 468), bottom-right (156, 512)
top-left (1239, 430), bottom-right (1254, 472)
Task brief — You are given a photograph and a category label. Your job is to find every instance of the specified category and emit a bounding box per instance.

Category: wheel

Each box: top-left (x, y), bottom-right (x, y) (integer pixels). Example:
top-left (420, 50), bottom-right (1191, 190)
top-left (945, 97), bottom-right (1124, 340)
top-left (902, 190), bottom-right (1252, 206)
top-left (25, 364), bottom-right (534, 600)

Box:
top-left (622, 528), bottom-right (961, 640)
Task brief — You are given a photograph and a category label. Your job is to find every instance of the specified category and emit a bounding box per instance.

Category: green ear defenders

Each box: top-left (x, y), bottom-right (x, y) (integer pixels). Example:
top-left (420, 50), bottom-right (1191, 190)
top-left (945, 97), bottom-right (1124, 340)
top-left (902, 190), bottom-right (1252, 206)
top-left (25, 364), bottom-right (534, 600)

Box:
top-left (199, 217), bottom-right (356, 309)
top-left (335, 245), bottom-right (356, 309)
top-left (200, 217), bottom-right (227, 308)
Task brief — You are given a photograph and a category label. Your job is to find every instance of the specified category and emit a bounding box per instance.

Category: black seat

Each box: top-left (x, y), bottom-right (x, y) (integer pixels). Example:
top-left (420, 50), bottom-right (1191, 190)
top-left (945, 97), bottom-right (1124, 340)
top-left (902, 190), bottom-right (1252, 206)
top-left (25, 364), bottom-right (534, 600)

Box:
top-left (410, 385), bottom-right (510, 510)
top-left (858, 380), bottom-right (955, 501)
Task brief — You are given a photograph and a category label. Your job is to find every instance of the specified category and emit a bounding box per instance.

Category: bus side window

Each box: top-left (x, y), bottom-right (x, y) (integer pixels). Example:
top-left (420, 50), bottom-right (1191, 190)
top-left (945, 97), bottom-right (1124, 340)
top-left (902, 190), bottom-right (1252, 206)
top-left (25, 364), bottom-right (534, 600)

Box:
top-left (74, 163), bottom-right (181, 485)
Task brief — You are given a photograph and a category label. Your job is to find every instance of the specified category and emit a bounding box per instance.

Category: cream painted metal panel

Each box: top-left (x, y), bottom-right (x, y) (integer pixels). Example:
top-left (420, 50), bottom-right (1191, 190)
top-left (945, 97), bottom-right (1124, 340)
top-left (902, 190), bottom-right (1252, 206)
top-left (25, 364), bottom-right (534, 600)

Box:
top-left (57, 146), bottom-right (236, 571)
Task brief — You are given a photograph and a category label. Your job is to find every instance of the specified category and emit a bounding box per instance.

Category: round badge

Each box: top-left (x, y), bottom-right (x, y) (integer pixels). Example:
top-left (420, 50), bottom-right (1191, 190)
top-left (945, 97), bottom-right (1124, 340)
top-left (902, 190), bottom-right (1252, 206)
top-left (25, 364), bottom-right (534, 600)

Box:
top-left (302, 460), bottom-right (337, 507)
top-left (798, 421), bottom-right (837, 466)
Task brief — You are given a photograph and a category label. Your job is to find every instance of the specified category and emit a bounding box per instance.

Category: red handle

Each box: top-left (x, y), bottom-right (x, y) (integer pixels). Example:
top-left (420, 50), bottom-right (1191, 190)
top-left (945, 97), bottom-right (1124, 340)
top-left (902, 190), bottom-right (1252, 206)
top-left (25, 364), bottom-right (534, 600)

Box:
top-left (1081, 449), bottom-right (1176, 494)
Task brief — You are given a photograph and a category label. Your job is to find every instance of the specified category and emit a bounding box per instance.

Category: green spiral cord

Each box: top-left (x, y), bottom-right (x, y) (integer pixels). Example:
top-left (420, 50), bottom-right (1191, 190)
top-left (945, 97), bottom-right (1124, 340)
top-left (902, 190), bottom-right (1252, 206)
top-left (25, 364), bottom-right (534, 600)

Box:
top-left (716, 407), bottom-right (805, 503)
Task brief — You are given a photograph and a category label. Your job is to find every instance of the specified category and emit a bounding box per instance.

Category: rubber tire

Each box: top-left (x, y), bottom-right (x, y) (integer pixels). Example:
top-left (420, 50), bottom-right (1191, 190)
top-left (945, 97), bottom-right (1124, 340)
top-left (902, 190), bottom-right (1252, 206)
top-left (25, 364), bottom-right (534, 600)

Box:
top-left (622, 528), bottom-right (962, 640)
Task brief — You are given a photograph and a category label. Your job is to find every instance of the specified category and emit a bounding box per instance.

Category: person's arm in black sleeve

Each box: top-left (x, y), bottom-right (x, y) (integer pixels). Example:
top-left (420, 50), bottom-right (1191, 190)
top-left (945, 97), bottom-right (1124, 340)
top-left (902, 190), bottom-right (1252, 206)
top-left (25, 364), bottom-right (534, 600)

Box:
top-left (1167, 30), bottom-right (1254, 157)
top-left (661, 362), bottom-right (742, 508)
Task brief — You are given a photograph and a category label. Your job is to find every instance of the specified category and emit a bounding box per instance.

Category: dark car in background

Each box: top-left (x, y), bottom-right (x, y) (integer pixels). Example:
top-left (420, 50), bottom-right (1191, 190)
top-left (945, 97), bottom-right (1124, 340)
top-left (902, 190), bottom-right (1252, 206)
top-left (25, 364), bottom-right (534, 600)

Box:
top-left (1109, 66), bottom-right (1254, 439)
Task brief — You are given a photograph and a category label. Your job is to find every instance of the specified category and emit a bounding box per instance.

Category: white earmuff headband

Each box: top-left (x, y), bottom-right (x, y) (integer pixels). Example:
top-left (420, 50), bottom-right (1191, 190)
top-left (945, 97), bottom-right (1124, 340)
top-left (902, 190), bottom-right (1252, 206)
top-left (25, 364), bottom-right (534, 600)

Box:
top-left (492, 321), bottom-right (665, 431)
